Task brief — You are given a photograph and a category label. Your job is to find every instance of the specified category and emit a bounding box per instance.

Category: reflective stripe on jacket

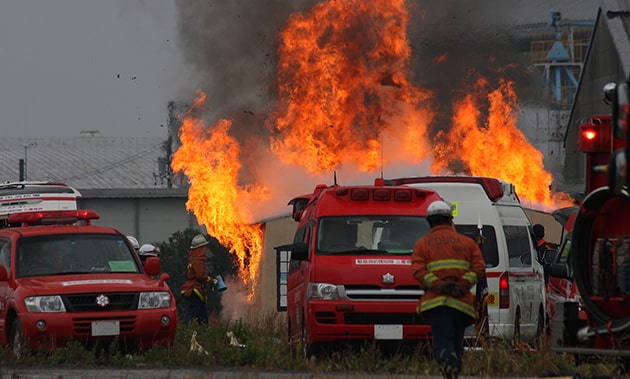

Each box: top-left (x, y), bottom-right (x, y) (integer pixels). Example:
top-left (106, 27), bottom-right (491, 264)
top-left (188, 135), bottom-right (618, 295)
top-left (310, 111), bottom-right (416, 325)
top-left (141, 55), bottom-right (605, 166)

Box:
top-left (411, 224), bottom-right (486, 319)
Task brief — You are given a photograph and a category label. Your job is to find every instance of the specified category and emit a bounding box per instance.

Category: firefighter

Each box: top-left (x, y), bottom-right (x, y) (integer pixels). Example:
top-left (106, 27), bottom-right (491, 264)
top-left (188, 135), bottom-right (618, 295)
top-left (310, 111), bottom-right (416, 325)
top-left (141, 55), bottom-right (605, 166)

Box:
top-left (127, 236), bottom-right (140, 253)
top-left (180, 234), bottom-right (217, 326)
top-left (533, 224), bottom-right (558, 262)
top-left (411, 200), bottom-right (486, 379)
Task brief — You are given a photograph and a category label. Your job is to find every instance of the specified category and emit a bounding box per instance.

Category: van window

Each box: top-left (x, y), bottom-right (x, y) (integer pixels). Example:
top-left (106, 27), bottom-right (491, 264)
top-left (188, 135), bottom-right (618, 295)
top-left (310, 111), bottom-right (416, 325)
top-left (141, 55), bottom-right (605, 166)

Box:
top-left (317, 216), bottom-right (430, 255)
top-left (454, 225), bottom-right (499, 268)
top-left (504, 225), bottom-right (532, 267)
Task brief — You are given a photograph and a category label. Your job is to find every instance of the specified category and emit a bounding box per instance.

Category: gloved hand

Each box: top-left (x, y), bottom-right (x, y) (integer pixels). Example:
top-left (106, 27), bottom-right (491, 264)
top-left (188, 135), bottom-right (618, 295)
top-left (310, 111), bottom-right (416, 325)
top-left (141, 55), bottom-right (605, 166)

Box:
top-left (442, 281), bottom-right (466, 297)
top-left (458, 279), bottom-right (472, 292)
top-left (430, 279), bottom-right (446, 294)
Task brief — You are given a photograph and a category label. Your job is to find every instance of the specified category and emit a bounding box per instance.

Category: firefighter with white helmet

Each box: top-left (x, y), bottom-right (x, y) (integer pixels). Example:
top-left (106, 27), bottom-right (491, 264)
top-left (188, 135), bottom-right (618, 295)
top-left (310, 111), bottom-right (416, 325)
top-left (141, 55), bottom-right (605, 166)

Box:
top-left (138, 243), bottom-right (159, 263)
top-left (411, 200), bottom-right (486, 379)
top-left (127, 236), bottom-right (140, 252)
top-left (180, 234), bottom-right (217, 326)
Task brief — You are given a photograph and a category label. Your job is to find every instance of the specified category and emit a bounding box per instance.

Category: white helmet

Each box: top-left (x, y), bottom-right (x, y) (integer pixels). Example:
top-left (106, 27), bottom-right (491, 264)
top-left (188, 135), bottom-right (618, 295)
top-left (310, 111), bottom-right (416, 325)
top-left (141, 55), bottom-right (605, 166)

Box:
top-left (427, 200), bottom-right (453, 218)
top-left (190, 234), bottom-right (209, 250)
top-left (139, 243), bottom-right (157, 257)
top-left (127, 236), bottom-right (140, 250)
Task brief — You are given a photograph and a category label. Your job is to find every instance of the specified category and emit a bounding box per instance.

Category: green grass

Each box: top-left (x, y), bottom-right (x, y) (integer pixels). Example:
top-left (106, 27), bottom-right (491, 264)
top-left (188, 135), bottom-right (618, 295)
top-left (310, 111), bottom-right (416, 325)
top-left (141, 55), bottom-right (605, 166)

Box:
top-left (0, 314), bottom-right (626, 378)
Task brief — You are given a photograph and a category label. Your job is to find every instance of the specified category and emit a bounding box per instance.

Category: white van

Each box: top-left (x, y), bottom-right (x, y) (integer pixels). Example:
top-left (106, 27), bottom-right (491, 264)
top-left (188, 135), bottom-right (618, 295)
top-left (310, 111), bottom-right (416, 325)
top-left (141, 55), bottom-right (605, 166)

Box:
top-left (387, 176), bottom-right (546, 343)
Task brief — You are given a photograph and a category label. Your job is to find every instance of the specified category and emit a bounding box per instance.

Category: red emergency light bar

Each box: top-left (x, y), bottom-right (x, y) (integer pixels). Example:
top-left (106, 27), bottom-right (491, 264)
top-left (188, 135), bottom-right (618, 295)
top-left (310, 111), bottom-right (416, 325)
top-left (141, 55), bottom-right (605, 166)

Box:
top-left (8, 209), bottom-right (100, 226)
top-left (386, 176), bottom-right (505, 203)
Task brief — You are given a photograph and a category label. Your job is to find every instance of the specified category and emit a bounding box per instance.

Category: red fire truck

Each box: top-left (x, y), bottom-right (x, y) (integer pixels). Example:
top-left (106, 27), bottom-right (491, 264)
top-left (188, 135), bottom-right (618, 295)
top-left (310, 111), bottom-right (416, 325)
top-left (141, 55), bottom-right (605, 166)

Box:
top-left (548, 80), bottom-right (630, 359)
top-left (283, 178), bottom-right (443, 356)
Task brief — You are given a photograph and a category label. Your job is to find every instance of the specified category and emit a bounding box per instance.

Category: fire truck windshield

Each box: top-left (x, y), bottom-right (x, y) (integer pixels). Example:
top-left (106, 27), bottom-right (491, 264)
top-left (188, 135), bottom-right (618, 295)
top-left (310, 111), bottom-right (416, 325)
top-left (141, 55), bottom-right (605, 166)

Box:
top-left (316, 216), bottom-right (430, 255)
top-left (16, 234), bottom-right (140, 278)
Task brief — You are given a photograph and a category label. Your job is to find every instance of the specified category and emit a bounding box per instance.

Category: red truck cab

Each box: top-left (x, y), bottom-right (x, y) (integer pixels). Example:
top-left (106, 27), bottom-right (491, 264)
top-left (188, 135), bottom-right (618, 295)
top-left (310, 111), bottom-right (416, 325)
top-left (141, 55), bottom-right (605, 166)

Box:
top-left (0, 210), bottom-right (177, 356)
top-left (284, 178), bottom-right (443, 356)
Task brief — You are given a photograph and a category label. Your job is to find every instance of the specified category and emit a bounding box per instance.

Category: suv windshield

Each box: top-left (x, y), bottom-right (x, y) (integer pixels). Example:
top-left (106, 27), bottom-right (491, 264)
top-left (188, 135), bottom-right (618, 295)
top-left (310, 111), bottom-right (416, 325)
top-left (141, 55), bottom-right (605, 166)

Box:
top-left (16, 234), bottom-right (140, 278)
top-left (316, 216), bottom-right (430, 255)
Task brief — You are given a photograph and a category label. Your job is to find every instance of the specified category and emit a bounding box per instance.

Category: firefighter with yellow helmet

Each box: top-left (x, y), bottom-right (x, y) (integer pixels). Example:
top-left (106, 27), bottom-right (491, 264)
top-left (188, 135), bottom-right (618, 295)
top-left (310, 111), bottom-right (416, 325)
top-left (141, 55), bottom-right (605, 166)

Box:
top-left (411, 200), bottom-right (486, 379)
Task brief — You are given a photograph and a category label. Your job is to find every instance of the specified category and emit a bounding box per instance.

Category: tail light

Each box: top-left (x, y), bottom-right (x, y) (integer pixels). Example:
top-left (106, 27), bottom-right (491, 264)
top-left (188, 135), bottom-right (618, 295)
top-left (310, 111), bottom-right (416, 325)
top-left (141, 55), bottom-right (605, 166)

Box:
top-left (499, 272), bottom-right (509, 309)
top-left (578, 119), bottom-right (612, 153)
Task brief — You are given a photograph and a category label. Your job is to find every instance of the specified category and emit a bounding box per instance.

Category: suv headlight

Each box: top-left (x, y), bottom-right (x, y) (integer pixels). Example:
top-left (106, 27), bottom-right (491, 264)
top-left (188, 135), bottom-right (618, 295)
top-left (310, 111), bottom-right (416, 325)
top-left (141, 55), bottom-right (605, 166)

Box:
top-left (25, 296), bottom-right (66, 313)
top-left (138, 291), bottom-right (171, 309)
top-left (307, 283), bottom-right (340, 300)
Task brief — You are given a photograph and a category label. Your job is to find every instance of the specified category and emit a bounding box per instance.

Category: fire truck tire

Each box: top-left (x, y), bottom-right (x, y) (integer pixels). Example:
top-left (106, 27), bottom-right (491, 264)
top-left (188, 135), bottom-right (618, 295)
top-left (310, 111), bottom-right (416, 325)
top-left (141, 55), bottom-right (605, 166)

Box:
top-left (9, 319), bottom-right (29, 359)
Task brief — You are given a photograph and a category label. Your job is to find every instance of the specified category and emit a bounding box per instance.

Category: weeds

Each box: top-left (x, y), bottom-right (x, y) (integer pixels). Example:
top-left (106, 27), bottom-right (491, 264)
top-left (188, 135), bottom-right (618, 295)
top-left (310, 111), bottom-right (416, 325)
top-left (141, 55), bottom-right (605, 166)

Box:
top-left (1, 314), bottom-right (626, 378)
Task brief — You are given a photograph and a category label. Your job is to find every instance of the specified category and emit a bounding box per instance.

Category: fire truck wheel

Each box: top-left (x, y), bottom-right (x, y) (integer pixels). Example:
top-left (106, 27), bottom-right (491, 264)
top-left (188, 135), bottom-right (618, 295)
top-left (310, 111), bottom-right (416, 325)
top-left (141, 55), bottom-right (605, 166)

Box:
top-left (9, 319), bottom-right (29, 359)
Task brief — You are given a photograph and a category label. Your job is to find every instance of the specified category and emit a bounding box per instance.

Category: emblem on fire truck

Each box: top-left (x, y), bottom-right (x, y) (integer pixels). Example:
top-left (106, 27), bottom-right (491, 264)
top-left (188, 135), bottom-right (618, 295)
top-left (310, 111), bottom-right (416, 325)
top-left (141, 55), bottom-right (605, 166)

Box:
top-left (95, 294), bottom-right (110, 308)
top-left (382, 273), bottom-right (394, 285)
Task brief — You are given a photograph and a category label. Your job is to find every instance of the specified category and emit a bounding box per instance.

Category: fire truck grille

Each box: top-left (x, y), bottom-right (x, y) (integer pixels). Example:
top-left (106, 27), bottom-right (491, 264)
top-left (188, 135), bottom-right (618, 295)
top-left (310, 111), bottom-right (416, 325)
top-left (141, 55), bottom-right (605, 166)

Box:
top-left (72, 315), bottom-right (136, 334)
top-left (344, 312), bottom-right (429, 325)
top-left (63, 293), bottom-right (138, 312)
top-left (343, 285), bottom-right (423, 301)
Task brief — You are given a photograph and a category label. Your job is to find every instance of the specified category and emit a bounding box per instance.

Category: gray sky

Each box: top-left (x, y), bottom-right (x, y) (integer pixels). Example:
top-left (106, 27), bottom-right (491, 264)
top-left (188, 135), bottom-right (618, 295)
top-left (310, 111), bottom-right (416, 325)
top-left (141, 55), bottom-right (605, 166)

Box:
top-left (0, 0), bottom-right (598, 139)
top-left (0, 0), bottom-right (189, 138)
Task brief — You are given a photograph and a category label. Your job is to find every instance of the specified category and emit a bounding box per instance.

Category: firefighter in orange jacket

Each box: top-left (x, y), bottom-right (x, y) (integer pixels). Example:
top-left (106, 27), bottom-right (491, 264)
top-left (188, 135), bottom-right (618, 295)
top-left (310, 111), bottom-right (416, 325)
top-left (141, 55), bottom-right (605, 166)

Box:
top-left (411, 200), bottom-right (486, 379)
top-left (181, 234), bottom-right (217, 326)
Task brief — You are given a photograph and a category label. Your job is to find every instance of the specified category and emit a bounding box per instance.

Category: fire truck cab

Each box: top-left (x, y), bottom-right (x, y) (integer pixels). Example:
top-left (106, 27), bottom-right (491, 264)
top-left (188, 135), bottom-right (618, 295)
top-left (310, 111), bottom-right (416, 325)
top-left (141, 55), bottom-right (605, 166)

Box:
top-left (284, 178), bottom-right (443, 356)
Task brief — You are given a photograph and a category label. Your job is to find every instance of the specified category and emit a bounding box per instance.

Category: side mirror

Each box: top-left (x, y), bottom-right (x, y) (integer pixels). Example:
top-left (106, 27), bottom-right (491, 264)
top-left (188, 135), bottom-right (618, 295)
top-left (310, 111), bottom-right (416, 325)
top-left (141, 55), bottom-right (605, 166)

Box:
top-left (608, 149), bottom-right (628, 197)
top-left (548, 262), bottom-right (572, 280)
top-left (144, 256), bottom-right (161, 276)
top-left (0, 264), bottom-right (7, 281)
top-left (290, 242), bottom-right (309, 261)
top-left (612, 81), bottom-right (629, 139)
top-left (542, 249), bottom-right (560, 264)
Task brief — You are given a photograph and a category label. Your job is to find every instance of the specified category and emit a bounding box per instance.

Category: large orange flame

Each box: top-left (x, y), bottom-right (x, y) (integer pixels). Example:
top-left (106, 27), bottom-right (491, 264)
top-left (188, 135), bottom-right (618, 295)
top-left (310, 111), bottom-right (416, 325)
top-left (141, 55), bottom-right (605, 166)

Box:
top-left (269, 0), bottom-right (434, 174)
top-left (172, 1), bottom-right (575, 308)
top-left (432, 74), bottom-right (573, 209)
top-left (171, 91), bottom-right (269, 300)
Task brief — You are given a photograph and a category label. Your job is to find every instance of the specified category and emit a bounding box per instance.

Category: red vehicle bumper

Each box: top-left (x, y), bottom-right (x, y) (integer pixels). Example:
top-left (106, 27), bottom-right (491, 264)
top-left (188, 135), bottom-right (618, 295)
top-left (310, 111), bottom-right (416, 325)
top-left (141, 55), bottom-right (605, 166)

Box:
top-left (306, 301), bottom-right (431, 343)
top-left (18, 309), bottom-right (177, 352)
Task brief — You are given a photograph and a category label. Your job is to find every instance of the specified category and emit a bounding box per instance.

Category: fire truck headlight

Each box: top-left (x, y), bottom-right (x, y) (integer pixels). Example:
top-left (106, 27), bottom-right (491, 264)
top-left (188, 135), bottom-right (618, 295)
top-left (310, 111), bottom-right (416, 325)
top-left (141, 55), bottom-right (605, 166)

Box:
top-left (307, 283), bottom-right (340, 300)
top-left (139, 291), bottom-right (171, 309)
top-left (25, 296), bottom-right (66, 313)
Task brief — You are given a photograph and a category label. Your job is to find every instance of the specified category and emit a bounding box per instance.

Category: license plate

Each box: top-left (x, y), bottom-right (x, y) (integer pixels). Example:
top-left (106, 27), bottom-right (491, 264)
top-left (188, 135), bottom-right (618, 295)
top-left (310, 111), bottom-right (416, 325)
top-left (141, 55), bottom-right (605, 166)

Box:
top-left (374, 324), bottom-right (402, 340)
top-left (91, 320), bottom-right (120, 336)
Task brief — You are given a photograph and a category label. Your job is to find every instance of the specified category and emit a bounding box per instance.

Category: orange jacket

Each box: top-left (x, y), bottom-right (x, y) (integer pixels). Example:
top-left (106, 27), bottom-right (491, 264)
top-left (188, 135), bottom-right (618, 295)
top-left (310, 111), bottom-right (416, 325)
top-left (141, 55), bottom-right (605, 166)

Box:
top-left (180, 246), bottom-right (214, 301)
top-left (411, 224), bottom-right (486, 319)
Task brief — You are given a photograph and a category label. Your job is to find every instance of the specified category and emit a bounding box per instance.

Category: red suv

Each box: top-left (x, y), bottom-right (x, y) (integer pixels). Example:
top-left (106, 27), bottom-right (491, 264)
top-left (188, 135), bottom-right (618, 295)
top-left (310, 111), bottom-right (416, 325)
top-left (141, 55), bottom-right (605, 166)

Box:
top-left (0, 210), bottom-right (177, 355)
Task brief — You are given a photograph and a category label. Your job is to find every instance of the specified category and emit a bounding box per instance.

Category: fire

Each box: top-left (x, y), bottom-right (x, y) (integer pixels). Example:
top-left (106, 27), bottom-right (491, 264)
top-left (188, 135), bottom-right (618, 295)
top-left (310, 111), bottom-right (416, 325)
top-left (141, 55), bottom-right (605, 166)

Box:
top-left (171, 1), bottom-right (575, 307)
top-left (269, 0), bottom-right (434, 174)
top-left (171, 91), bottom-right (269, 300)
top-left (432, 74), bottom-right (573, 208)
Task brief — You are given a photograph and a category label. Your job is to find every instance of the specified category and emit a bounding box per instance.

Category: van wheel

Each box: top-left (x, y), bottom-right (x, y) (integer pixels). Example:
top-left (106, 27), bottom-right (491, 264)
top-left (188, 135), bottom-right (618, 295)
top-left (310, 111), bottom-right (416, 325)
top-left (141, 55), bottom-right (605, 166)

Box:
top-left (9, 319), bottom-right (29, 359)
top-left (513, 309), bottom-right (522, 346)
top-left (534, 308), bottom-right (546, 350)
